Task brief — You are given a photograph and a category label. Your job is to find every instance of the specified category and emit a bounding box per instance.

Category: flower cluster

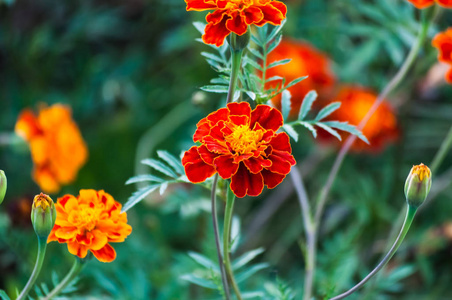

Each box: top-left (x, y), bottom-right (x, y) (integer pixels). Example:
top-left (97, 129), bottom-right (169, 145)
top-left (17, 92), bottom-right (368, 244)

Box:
top-left (265, 38), bottom-right (336, 118)
top-left (48, 189), bottom-right (132, 263)
top-left (432, 28), bottom-right (452, 84)
top-left (406, 0), bottom-right (452, 9)
top-left (182, 102), bottom-right (296, 198)
top-left (185, 0), bottom-right (287, 47)
top-left (15, 104), bottom-right (88, 193)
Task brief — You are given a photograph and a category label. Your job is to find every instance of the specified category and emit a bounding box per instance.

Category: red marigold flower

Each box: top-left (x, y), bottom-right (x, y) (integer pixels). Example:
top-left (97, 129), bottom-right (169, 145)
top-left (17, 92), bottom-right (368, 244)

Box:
top-left (320, 86), bottom-right (399, 152)
top-left (15, 104), bottom-right (88, 193)
top-left (264, 39), bottom-right (336, 118)
top-left (432, 28), bottom-right (452, 84)
top-left (182, 102), bottom-right (296, 198)
top-left (185, 0), bottom-right (287, 47)
top-left (48, 189), bottom-right (132, 263)
top-left (406, 0), bottom-right (452, 8)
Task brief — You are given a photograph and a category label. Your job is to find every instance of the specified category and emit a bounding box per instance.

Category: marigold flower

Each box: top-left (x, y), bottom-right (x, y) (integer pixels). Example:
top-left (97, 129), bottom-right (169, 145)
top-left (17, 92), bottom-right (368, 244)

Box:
top-left (15, 104), bottom-right (88, 193)
top-left (185, 0), bottom-right (287, 47)
top-left (182, 102), bottom-right (296, 198)
top-left (31, 193), bottom-right (56, 239)
top-left (404, 163), bottom-right (432, 208)
top-left (406, 0), bottom-right (452, 8)
top-left (265, 39), bottom-right (336, 118)
top-left (432, 28), bottom-right (452, 84)
top-left (48, 189), bottom-right (132, 263)
top-left (321, 86), bottom-right (399, 152)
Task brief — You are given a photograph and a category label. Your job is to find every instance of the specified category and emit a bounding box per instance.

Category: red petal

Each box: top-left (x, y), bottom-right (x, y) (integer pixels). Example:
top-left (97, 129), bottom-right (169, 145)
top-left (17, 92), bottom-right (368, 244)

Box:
top-left (203, 136), bottom-right (230, 154)
top-left (230, 163), bottom-right (264, 197)
top-left (198, 145), bottom-right (218, 164)
top-left (228, 115), bottom-right (249, 126)
top-left (194, 119), bottom-right (210, 142)
top-left (206, 9), bottom-right (228, 25)
top-left (437, 0), bottom-right (452, 8)
top-left (269, 132), bottom-right (293, 152)
top-left (186, 0), bottom-right (217, 11)
top-left (203, 16), bottom-right (231, 47)
top-left (268, 151), bottom-right (294, 174)
top-left (182, 146), bottom-right (216, 183)
top-left (207, 107), bottom-right (230, 123)
top-left (227, 102), bottom-right (251, 117)
top-left (250, 105), bottom-right (283, 131)
top-left (243, 6), bottom-right (264, 25)
top-left (214, 155), bottom-right (239, 179)
top-left (244, 156), bottom-right (272, 174)
top-left (226, 12), bottom-right (248, 36)
top-left (446, 67), bottom-right (452, 84)
top-left (261, 169), bottom-right (285, 189)
top-left (255, 2), bottom-right (286, 26)
top-left (91, 243), bottom-right (117, 263)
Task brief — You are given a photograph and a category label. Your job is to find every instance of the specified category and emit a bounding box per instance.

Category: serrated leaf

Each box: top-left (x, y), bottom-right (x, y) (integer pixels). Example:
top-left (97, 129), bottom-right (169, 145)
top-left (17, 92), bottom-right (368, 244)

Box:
top-left (281, 90), bottom-right (291, 121)
top-left (267, 34), bottom-right (282, 53)
top-left (0, 290), bottom-right (11, 300)
top-left (247, 47), bottom-right (263, 59)
top-left (267, 58), bottom-right (291, 69)
top-left (180, 274), bottom-right (217, 289)
top-left (142, 158), bottom-right (178, 178)
top-left (232, 248), bottom-right (265, 270)
top-left (236, 263), bottom-right (269, 283)
top-left (126, 174), bottom-right (164, 185)
top-left (243, 56), bottom-right (262, 71)
top-left (200, 85), bottom-right (228, 93)
top-left (159, 182), bottom-right (168, 195)
top-left (282, 124), bottom-right (299, 142)
top-left (210, 77), bottom-right (229, 85)
top-left (285, 76), bottom-right (308, 89)
top-left (188, 252), bottom-right (219, 272)
top-left (298, 90), bottom-right (318, 121)
top-left (157, 150), bottom-right (184, 175)
top-left (193, 22), bottom-right (206, 35)
top-left (245, 91), bottom-right (256, 101)
top-left (267, 20), bottom-right (285, 42)
top-left (315, 123), bottom-right (342, 141)
top-left (299, 121), bottom-right (317, 138)
top-left (122, 184), bottom-right (159, 212)
top-left (323, 121), bottom-right (369, 144)
top-left (201, 52), bottom-right (224, 64)
top-left (266, 75), bottom-right (283, 83)
top-left (315, 102), bottom-right (341, 121)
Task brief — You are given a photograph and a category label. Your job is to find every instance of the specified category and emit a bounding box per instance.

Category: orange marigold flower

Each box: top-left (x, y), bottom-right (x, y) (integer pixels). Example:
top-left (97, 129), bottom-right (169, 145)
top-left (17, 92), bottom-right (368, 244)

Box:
top-left (48, 189), bottom-right (132, 263)
top-left (15, 104), bottom-right (88, 194)
top-left (406, 0), bottom-right (452, 8)
top-left (322, 86), bottom-right (399, 152)
top-left (182, 102), bottom-right (296, 198)
top-left (265, 39), bottom-right (336, 118)
top-left (432, 28), bottom-right (452, 84)
top-left (185, 0), bottom-right (287, 47)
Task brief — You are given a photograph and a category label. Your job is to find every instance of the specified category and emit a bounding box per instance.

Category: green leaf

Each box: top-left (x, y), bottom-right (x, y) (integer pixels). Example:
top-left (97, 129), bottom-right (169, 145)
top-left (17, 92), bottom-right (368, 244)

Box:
top-left (267, 20), bottom-right (285, 42)
top-left (122, 184), bottom-right (159, 212)
top-left (236, 263), bottom-right (269, 283)
top-left (243, 56), bottom-right (262, 71)
top-left (315, 102), bottom-right (341, 121)
top-left (0, 290), bottom-right (11, 300)
top-left (247, 47), bottom-right (263, 59)
top-left (188, 252), bottom-right (220, 272)
top-left (142, 158), bottom-right (178, 178)
top-left (285, 76), bottom-right (308, 89)
top-left (267, 34), bottom-right (282, 54)
top-left (323, 121), bottom-right (369, 144)
top-left (157, 150), bottom-right (184, 175)
top-left (193, 22), bottom-right (206, 35)
top-left (200, 85), bottom-right (228, 93)
top-left (232, 248), bottom-right (265, 270)
top-left (267, 58), bottom-right (291, 69)
top-left (282, 125), bottom-right (299, 142)
top-left (315, 123), bottom-right (342, 141)
top-left (298, 90), bottom-right (318, 121)
top-left (281, 90), bottom-right (291, 121)
top-left (299, 121), bottom-right (317, 138)
top-left (180, 274), bottom-right (217, 289)
top-left (201, 52), bottom-right (224, 64)
top-left (125, 174), bottom-right (164, 185)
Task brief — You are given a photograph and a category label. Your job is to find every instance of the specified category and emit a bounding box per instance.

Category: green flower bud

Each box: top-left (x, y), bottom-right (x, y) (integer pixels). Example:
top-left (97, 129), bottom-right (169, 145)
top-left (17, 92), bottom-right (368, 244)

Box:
top-left (404, 163), bottom-right (432, 208)
top-left (31, 193), bottom-right (56, 239)
top-left (229, 31), bottom-right (251, 52)
top-left (0, 170), bottom-right (6, 205)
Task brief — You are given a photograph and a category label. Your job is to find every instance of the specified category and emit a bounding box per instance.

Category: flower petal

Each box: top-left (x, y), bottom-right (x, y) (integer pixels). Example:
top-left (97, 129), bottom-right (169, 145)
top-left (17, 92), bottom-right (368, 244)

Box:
top-left (244, 156), bottom-right (272, 174)
top-left (227, 102), bottom-right (251, 117)
top-left (214, 155), bottom-right (239, 179)
top-left (261, 169), bottom-right (286, 189)
top-left (226, 12), bottom-right (248, 36)
top-left (203, 16), bottom-right (231, 47)
top-left (182, 146), bottom-right (216, 183)
top-left (250, 105), bottom-right (283, 131)
top-left (91, 243), bottom-right (116, 263)
top-left (230, 163), bottom-right (264, 197)
top-left (185, 0), bottom-right (217, 11)
top-left (243, 6), bottom-right (264, 25)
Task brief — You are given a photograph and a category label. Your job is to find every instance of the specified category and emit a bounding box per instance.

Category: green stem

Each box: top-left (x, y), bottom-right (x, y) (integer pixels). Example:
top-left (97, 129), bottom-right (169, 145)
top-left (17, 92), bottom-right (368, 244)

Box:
top-left (17, 238), bottom-right (47, 300)
top-left (329, 205), bottom-right (417, 300)
top-left (430, 125), bottom-right (452, 174)
top-left (42, 258), bottom-right (84, 300)
top-left (226, 49), bottom-right (243, 104)
top-left (223, 187), bottom-right (242, 300)
top-left (211, 174), bottom-right (230, 300)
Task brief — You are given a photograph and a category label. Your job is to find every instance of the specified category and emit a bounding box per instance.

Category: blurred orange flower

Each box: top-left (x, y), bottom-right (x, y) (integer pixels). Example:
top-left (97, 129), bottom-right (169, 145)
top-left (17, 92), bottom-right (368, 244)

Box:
top-left (322, 86), bottom-right (399, 152)
top-left (265, 39), bottom-right (336, 118)
top-left (406, 0), bottom-right (452, 8)
top-left (432, 28), bottom-right (452, 84)
top-left (185, 0), bottom-right (287, 47)
top-left (48, 189), bottom-right (132, 263)
top-left (15, 104), bottom-right (88, 193)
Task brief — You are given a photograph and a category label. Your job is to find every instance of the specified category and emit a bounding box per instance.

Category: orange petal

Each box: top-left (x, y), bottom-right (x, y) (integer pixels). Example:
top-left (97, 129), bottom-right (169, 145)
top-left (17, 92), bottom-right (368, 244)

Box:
top-left (91, 244), bottom-right (116, 263)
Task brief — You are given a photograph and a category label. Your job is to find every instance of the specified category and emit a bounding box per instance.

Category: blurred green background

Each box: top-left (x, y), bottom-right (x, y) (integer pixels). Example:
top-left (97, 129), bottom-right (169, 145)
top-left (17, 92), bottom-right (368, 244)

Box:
top-left (1, 0), bottom-right (452, 299)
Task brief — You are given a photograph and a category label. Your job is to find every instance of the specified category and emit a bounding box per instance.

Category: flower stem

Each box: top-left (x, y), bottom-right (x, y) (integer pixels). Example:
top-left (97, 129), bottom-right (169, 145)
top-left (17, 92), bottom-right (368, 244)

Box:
top-left (211, 174), bottom-right (230, 300)
top-left (223, 187), bottom-right (242, 300)
top-left (17, 238), bottom-right (47, 300)
top-left (430, 125), bottom-right (452, 174)
top-left (328, 205), bottom-right (417, 300)
top-left (226, 49), bottom-right (243, 104)
top-left (42, 258), bottom-right (84, 300)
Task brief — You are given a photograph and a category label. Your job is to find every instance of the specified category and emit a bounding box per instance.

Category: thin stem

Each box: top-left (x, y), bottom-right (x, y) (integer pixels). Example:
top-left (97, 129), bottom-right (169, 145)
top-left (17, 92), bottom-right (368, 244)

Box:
top-left (430, 125), bottom-right (452, 174)
top-left (17, 238), bottom-right (47, 300)
top-left (223, 188), bottom-right (242, 300)
top-left (226, 49), bottom-right (243, 104)
top-left (329, 205), bottom-right (417, 300)
top-left (42, 258), bottom-right (84, 300)
top-left (211, 174), bottom-right (230, 300)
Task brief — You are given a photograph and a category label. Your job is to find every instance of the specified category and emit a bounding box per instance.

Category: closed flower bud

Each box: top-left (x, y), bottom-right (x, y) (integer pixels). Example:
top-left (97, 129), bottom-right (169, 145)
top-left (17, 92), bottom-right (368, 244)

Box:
top-left (229, 31), bottom-right (251, 52)
top-left (0, 170), bottom-right (6, 205)
top-left (404, 163), bottom-right (432, 208)
top-left (31, 193), bottom-right (56, 238)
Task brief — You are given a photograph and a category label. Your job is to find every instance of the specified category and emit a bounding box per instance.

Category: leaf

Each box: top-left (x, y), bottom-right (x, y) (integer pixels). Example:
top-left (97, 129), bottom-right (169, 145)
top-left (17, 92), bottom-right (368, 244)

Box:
top-left (267, 34), bottom-right (282, 53)
top-left (284, 76), bottom-right (308, 89)
top-left (122, 184), bottom-right (159, 212)
top-left (201, 52), bottom-right (224, 64)
top-left (232, 248), bottom-right (265, 270)
top-left (125, 174), bottom-right (164, 185)
top-left (245, 91), bottom-right (256, 101)
top-left (159, 181), bottom-right (168, 195)
top-left (200, 85), bottom-right (228, 93)
top-left (323, 121), bottom-right (369, 144)
top-left (193, 22), bottom-right (206, 35)
top-left (267, 20), bottom-right (285, 42)
top-left (267, 58), bottom-right (291, 69)
top-left (243, 56), bottom-right (262, 71)
top-left (265, 75), bottom-right (283, 83)
top-left (236, 263), bottom-right (269, 283)
top-left (299, 121), bottom-right (317, 138)
top-left (298, 90), bottom-right (318, 121)
top-left (188, 252), bottom-right (219, 272)
top-left (157, 150), bottom-right (184, 175)
top-left (281, 90), bottom-right (291, 121)
top-left (141, 158), bottom-right (178, 178)
top-left (180, 274), bottom-right (217, 289)
top-left (282, 125), bottom-right (299, 142)
top-left (247, 47), bottom-right (263, 59)
top-left (315, 102), bottom-right (341, 121)
top-left (0, 290), bottom-right (11, 300)
top-left (315, 123), bottom-right (342, 141)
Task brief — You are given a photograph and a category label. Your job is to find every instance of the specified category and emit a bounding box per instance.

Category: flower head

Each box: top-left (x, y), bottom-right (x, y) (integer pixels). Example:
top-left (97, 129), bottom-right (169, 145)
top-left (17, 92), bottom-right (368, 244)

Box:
top-left (182, 102), bottom-right (296, 198)
top-left (404, 163), bottom-right (432, 208)
top-left (0, 170), bottom-right (6, 205)
top-left (265, 39), bottom-right (336, 118)
top-left (432, 28), bottom-right (452, 84)
top-left (48, 190), bottom-right (132, 263)
top-left (406, 0), bottom-right (452, 9)
top-left (320, 86), bottom-right (399, 152)
top-left (31, 193), bottom-right (56, 239)
top-left (186, 0), bottom-right (287, 47)
top-left (15, 104), bottom-right (88, 193)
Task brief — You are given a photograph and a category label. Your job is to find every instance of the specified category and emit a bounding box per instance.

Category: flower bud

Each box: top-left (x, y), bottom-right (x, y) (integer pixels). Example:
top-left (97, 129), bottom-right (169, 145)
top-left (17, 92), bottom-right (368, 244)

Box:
top-left (404, 163), bottom-right (432, 208)
top-left (0, 170), bottom-right (6, 205)
top-left (31, 193), bottom-right (56, 238)
top-left (229, 31), bottom-right (250, 52)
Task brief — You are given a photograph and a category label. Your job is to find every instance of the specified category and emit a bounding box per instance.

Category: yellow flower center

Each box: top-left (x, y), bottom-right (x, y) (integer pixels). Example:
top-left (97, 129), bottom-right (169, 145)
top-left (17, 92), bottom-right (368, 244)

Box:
top-left (70, 207), bottom-right (97, 231)
top-left (411, 163), bottom-right (431, 181)
top-left (225, 124), bottom-right (264, 155)
top-left (33, 193), bottom-right (53, 210)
